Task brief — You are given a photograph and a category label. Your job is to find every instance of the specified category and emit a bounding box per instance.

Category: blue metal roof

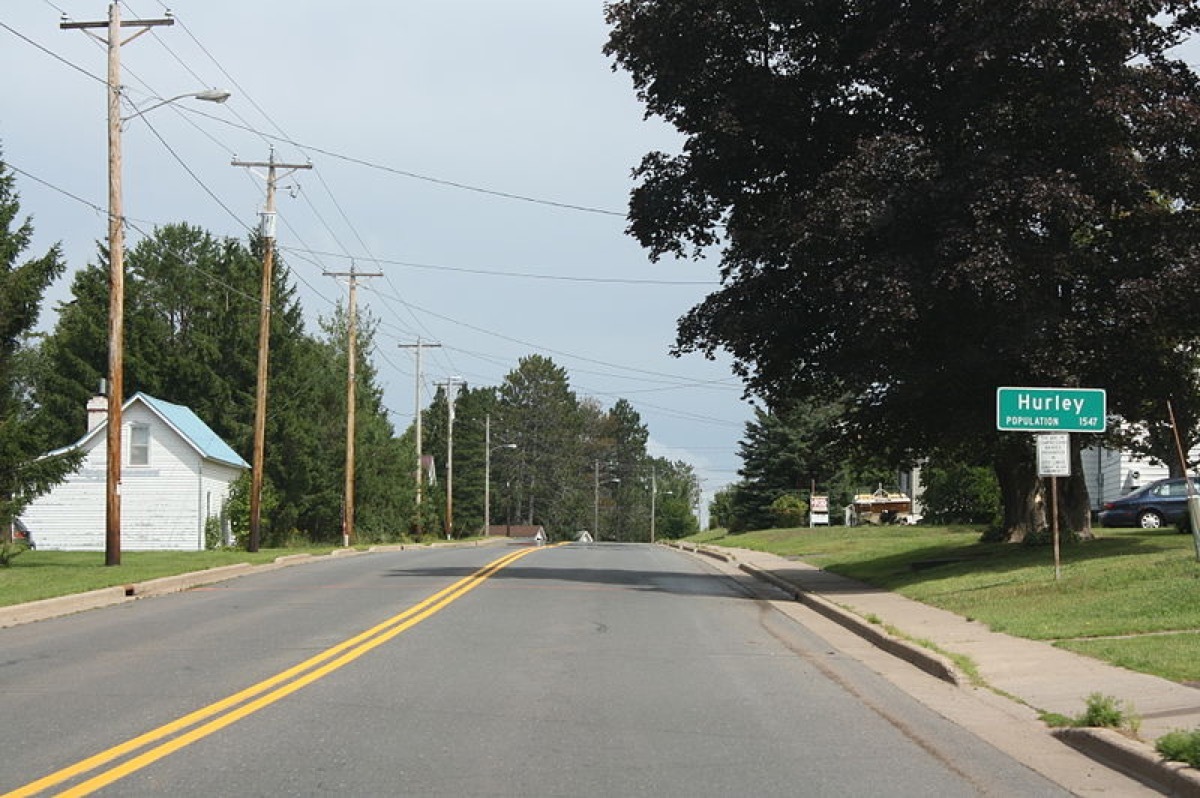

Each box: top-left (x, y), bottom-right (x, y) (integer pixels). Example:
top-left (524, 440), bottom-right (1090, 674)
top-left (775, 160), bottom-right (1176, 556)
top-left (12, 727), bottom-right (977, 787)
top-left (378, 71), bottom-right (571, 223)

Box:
top-left (135, 393), bottom-right (249, 469)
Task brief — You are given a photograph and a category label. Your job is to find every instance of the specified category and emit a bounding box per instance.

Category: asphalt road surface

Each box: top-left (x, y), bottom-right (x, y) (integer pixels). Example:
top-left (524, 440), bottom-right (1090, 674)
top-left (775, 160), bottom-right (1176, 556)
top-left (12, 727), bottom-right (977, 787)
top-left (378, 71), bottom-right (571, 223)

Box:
top-left (1, 541), bottom-right (1079, 796)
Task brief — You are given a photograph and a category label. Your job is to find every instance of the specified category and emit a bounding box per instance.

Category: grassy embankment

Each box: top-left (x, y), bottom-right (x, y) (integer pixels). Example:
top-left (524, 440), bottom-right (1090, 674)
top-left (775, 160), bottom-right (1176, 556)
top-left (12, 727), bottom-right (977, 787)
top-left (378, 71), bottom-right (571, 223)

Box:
top-left (0, 548), bottom-right (341, 607)
top-left (689, 524), bottom-right (1200, 683)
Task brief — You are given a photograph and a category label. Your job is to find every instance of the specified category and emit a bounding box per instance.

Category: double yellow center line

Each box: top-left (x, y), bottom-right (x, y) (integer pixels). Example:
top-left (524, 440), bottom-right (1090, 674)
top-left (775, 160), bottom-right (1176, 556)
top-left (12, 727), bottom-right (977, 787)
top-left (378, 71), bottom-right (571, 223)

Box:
top-left (5, 544), bottom-right (547, 797)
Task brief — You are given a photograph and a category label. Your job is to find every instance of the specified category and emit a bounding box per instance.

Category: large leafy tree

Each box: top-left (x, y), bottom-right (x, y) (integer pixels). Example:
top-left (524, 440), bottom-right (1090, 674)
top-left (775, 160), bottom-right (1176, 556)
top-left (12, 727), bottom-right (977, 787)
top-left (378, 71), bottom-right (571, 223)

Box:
top-left (606, 1), bottom-right (1200, 540)
top-left (0, 157), bottom-right (81, 539)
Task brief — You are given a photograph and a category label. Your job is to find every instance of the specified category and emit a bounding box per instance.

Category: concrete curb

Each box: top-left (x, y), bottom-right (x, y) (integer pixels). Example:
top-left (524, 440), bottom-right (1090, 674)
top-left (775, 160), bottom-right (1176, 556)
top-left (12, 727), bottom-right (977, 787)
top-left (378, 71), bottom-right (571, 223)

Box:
top-left (0, 562), bottom-right (255, 628)
top-left (0, 539), bottom-right (509, 630)
top-left (664, 542), bottom-right (1200, 792)
top-left (1054, 728), bottom-right (1200, 797)
top-left (737, 561), bottom-right (964, 687)
top-left (665, 541), bottom-right (961, 686)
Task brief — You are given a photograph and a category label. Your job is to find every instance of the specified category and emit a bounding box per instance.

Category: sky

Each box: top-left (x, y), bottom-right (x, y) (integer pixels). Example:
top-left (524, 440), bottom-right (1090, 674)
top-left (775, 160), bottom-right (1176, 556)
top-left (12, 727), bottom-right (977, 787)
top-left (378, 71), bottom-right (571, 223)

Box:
top-left (0, 1), bottom-right (753, 520)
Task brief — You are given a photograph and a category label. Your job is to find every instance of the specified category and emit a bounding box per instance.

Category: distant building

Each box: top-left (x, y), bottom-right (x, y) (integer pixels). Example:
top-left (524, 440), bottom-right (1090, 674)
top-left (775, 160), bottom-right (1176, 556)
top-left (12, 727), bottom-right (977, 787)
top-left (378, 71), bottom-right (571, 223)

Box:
top-left (19, 392), bottom-right (248, 551)
top-left (485, 524), bottom-right (546, 539)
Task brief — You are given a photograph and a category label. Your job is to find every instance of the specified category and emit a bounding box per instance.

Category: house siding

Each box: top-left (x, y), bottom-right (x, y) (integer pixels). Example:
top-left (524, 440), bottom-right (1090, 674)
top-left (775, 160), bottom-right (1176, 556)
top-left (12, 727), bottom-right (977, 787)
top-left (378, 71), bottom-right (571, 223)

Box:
top-left (20, 398), bottom-right (244, 551)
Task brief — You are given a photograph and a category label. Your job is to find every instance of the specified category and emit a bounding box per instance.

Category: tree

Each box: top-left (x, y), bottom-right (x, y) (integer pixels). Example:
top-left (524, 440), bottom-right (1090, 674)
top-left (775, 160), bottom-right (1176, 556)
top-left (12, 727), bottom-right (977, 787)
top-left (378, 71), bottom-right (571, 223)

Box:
top-left (316, 303), bottom-right (411, 544)
top-left (709, 485), bottom-right (735, 530)
top-left (650, 457), bottom-right (701, 539)
top-left (919, 459), bottom-right (1002, 526)
top-left (32, 224), bottom-right (362, 544)
top-left (0, 157), bottom-right (81, 542)
top-left (606, 1), bottom-right (1200, 541)
top-left (495, 355), bottom-right (587, 539)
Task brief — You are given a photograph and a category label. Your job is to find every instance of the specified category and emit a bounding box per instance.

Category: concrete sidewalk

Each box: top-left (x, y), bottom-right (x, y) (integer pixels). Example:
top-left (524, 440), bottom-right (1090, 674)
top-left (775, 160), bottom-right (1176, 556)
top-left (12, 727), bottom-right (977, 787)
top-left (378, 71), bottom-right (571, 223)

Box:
top-left (678, 542), bottom-right (1200, 795)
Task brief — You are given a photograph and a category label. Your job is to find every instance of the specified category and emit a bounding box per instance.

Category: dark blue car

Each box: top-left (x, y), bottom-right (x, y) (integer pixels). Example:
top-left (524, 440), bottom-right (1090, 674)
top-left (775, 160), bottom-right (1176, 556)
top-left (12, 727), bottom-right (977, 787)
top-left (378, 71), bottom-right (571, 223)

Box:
top-left (1098, 477), bottom-right (1199, 529)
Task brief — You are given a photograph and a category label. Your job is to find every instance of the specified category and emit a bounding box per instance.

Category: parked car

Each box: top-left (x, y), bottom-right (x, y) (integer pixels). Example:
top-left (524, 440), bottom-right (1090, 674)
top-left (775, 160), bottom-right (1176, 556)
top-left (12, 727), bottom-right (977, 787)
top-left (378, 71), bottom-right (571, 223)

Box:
top-left (1098, 477), bottom-right (1200, 529)
top-left (10, 519), bottom-right (34, 548)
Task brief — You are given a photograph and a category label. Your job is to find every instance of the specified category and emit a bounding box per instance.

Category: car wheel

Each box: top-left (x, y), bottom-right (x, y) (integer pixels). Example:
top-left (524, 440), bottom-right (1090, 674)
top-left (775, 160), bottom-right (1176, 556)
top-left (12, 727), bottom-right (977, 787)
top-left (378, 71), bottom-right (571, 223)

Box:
top-left (1138, 510), bottom-right (1165, 529)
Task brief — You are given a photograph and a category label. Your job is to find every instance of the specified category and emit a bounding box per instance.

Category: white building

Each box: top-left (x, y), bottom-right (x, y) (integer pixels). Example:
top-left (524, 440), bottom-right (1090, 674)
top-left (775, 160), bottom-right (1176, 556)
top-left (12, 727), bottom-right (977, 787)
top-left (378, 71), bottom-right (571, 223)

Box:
top-left (20, 393), bottom-right (248, 551)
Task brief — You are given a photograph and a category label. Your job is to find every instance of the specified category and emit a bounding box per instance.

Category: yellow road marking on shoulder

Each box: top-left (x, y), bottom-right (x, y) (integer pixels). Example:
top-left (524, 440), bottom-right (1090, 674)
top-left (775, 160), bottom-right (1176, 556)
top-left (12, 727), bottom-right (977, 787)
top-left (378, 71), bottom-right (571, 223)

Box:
top-left (4, 545), bottom-right (542, 798)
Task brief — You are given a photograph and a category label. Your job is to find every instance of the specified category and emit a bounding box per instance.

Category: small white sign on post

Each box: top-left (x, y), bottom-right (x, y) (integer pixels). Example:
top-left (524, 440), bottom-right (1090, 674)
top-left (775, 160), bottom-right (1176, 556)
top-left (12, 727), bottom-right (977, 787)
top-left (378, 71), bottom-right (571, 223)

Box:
top-left (1037, 432), bottom-right (1071, 581)
top-left (810, 495), bottom-right (829, 527)
top-left (1037, 433), bottom-right (1072, 477)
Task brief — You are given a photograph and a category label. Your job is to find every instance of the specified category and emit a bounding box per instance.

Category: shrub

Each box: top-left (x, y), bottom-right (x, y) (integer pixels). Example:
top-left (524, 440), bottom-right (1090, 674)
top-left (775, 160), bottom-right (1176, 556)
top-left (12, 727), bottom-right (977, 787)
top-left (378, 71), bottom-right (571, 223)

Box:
top-left (1157, 729), bottom-right (1200, 767)
top-left (0, 542), bottom-right (29, 567)
top-left (1078, 693), bottom-right (1139, 734)
top-left (920, 462), bottom-right (1001, 525)
top-left (769, 493), bottom-right (809, 528)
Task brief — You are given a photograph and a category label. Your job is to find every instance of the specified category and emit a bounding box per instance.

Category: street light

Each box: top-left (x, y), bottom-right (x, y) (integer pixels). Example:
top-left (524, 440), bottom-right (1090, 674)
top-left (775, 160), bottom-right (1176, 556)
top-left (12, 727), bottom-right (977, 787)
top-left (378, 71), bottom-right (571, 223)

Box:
top-left (61, 7), bottom-right (232, 565)
top-left (122, 89), bottom-right (231, 126)
top-left (102, 87), bottom-right (230, 566)
top-left (650, 469), bottom-right (674, 545)
top-left (484, 441), bottom-right (518, 535)
top-left (593, 460), bottom-right (620, 542)
top-left (484, 412), bottom-right (516, 539)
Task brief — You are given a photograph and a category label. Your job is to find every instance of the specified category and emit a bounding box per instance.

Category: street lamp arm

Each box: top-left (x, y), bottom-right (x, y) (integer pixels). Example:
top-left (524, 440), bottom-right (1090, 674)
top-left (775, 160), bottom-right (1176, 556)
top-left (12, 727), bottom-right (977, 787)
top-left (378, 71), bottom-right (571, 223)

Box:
top-left (121, 89), bottom-right (231, 125)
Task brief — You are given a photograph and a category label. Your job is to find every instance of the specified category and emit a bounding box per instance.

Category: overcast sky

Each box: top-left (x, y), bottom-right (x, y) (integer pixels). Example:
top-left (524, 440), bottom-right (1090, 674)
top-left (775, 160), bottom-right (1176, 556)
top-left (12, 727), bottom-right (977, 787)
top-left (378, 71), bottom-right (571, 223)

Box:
top-left (1, 1), bottom-right (752, 515)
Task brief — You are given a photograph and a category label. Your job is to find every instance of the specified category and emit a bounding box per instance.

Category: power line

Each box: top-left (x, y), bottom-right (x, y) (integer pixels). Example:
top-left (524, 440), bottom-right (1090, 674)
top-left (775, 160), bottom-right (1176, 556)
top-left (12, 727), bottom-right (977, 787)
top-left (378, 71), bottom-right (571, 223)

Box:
top-left (181, 107), bottom-right (628, 217)
top-left (279, 246), bottom-right (718, 287)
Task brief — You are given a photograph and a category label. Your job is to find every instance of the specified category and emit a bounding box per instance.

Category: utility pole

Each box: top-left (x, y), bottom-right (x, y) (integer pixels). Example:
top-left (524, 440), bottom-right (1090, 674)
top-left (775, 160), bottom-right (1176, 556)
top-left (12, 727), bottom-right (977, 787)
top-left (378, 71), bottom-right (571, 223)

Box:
top-left (399, 339), bottom-right (441, 536)
top-left (484, 414), bottom-right (516, 540)
top-left (437, 377), bottom-right (465, 539)
top-left (63, 5), bottom-right (174, 567)
top-left (650, 466), bottom-right (658, 545)
top-left (325, 263), bottom-right (382, 547)
top-left (232, 149), bottom-right (310, 552)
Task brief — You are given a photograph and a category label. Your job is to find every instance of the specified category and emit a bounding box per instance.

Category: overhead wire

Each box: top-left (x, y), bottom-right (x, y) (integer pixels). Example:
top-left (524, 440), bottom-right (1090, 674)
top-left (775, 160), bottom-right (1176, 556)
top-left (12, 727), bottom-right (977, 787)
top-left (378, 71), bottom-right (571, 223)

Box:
top-left (8, 5), bottom-right (747, 457)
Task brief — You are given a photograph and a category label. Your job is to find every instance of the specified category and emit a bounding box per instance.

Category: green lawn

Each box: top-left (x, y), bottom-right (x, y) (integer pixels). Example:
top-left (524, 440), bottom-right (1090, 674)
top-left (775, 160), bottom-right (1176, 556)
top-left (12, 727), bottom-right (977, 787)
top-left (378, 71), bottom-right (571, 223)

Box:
top-left (690, 524), bottom-right (1200, 682)
top-left (0, 548), bottom-right (340, 607)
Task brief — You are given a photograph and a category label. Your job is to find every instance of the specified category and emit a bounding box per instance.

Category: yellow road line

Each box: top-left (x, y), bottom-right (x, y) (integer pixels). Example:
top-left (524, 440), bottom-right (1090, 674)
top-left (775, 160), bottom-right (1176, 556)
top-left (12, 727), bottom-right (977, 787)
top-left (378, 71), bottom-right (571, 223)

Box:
top-left (4, 545), bottom-right (542, 798)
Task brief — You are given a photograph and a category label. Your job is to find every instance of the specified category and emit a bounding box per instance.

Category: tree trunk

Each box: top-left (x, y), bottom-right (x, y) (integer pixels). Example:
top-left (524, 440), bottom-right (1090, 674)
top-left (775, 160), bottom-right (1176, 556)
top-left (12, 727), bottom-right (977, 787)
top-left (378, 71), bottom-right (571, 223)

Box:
top-left (992, 435), bottom-right (1095, 542)
top-left (992, 437), bottom-right (1045, 542)
top-left (1059, 436), bottom-right (1095, 540)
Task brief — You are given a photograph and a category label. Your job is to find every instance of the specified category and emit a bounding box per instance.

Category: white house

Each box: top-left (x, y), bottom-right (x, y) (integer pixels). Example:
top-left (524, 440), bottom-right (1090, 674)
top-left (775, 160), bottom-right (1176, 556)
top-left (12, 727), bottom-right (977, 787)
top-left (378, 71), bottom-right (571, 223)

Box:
top-left (20, 392), bottom-right (249, 551)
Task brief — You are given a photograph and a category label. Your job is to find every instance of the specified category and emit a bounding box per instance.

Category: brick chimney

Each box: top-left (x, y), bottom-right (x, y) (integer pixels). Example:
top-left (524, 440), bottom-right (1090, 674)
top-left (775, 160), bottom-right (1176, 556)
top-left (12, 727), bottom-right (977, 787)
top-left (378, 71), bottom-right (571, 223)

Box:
top-left (86, 393), bottom-right (108, 433)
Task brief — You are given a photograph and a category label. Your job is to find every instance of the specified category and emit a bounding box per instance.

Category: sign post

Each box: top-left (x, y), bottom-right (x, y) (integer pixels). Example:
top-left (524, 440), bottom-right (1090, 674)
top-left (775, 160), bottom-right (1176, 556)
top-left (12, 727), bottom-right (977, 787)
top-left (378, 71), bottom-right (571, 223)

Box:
top-left (810, 494), bottom-right (829, 527)
top-left (1037, 433), bottom-right (1071, 580)
top-left (998, 388), bottom-right (1106, 580)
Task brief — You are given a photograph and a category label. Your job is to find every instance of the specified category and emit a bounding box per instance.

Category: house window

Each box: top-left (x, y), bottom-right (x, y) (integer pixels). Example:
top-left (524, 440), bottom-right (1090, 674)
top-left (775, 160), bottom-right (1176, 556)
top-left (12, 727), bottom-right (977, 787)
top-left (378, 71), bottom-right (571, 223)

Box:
top-left (130, 424), bottom-right (150, 466)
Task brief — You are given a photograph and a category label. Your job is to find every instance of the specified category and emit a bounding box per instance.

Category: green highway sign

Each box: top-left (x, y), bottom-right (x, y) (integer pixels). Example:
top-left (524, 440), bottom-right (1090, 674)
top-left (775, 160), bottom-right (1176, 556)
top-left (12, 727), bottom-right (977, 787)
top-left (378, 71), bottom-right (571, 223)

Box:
top-left (996, 387), bottom-right (1106, 433)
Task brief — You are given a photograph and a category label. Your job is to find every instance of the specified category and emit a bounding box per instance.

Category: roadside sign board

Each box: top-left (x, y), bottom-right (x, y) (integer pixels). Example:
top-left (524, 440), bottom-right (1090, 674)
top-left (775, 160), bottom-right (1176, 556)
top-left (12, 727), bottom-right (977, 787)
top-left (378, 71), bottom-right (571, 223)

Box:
top-left (996, 387), bottom-right (1106, 433)
top-left (1037, 433), bottom-right (1072, 477)
top-left (809, 495), bottom-right (829, 527)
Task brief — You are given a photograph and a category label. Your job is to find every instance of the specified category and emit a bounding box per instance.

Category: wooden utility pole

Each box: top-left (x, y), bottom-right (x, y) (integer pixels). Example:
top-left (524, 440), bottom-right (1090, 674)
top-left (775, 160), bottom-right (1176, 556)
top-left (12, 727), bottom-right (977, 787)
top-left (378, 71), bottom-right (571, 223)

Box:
top-left (326, 264), bottom-right (382, 546)
top-left (232, 149), bottom-right (310, 552)
top-left (63, 6), bottom-right (174, 567)
top-left (399, 339), bottom-right (441, 536)
top-left (437, 377), bottom-right (465, 539)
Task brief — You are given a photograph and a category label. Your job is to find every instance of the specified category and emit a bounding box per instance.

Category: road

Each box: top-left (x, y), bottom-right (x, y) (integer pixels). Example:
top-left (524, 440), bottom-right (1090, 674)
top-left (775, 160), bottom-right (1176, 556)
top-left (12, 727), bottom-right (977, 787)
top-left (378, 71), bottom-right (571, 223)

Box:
top-left (0, 541), bottom-right (1089, 796)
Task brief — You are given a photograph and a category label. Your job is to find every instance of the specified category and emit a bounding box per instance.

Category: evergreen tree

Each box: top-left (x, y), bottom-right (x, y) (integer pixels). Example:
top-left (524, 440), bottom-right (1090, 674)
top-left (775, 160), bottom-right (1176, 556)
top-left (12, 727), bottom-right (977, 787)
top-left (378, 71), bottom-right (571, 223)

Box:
top-left (495, 355), bottom-right (586, 539)
top-left (0, 157), bottom-right (81, 541)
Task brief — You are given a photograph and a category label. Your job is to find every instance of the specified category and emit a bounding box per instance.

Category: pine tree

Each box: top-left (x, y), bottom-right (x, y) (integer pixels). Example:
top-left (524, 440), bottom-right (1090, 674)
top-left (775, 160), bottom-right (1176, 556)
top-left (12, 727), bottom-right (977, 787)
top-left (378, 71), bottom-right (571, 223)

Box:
top-left (0, 156), bottom-right (81, 542)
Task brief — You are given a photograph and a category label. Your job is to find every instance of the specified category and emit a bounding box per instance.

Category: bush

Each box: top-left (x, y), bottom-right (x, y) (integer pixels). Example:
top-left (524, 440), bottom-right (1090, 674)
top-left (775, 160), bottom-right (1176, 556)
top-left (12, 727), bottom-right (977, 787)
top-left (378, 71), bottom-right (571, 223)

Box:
top-left (1078, 693), bottom-right (1139, 734)
top-left (1157, 729), bottom-right (1200, 767)
top-left (770, 493), bottom-right (809, 528)
top-left (920, 462), bottom-right (1001, 525)
top-left (0, 542), bottom-right (29, 567)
